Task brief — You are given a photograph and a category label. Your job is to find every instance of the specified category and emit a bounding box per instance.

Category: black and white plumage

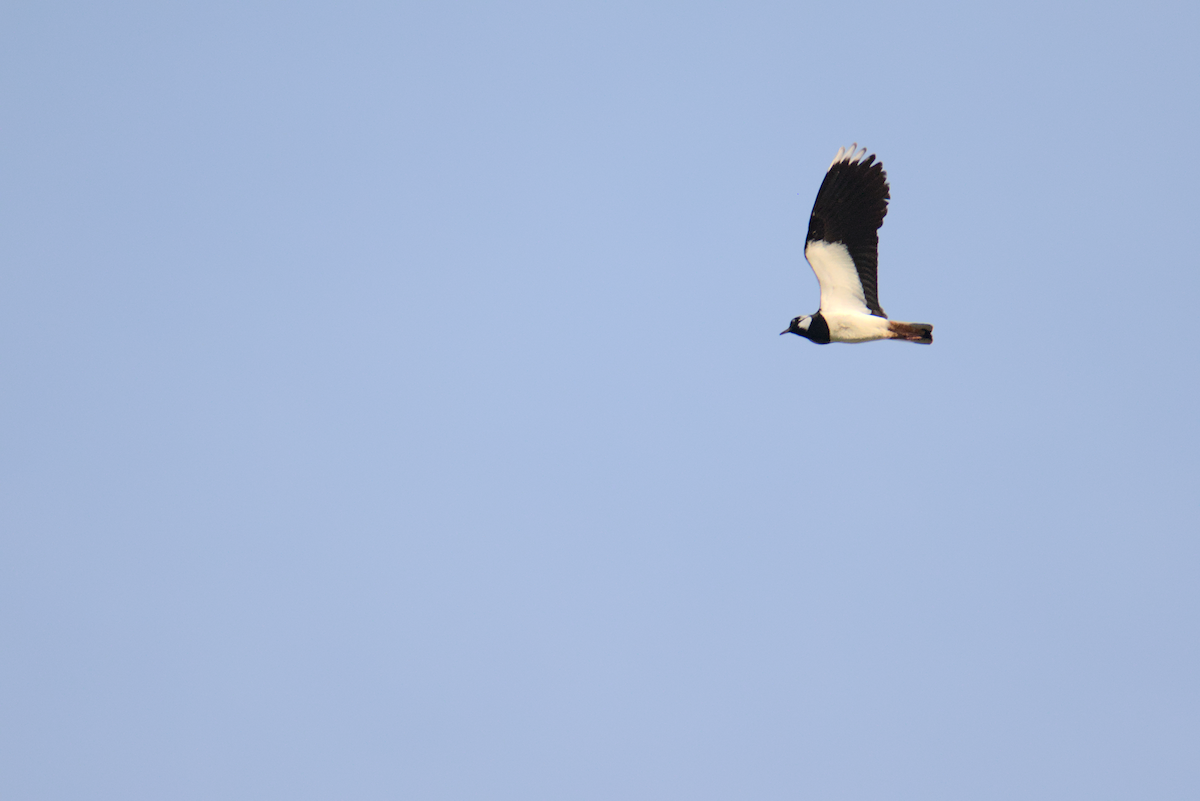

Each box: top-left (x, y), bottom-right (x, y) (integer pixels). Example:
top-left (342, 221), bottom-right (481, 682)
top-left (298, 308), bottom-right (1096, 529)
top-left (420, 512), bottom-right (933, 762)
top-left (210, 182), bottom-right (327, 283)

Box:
top-left (782, 144), bottom-right (933, 345)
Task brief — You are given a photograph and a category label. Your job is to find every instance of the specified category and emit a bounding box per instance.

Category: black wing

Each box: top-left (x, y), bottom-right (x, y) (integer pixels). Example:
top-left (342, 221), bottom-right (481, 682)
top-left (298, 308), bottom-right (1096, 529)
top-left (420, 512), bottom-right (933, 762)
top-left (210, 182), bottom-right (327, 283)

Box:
top-left (804, 145), bottom-right (890, 318)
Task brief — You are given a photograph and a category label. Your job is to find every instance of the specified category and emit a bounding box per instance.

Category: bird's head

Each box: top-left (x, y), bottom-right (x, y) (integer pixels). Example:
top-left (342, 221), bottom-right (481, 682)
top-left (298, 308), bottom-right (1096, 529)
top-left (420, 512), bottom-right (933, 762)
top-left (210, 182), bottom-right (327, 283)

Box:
top-left (781, 315), bottom-right (813, 338)
top-left (781, 313), bottom-right (830, 344)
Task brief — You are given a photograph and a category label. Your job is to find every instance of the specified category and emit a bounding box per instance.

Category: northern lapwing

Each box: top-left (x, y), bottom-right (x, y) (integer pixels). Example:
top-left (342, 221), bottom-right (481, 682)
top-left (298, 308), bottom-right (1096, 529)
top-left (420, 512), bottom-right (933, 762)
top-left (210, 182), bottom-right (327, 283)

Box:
top-left (782, 144), bottom-right (933, 345)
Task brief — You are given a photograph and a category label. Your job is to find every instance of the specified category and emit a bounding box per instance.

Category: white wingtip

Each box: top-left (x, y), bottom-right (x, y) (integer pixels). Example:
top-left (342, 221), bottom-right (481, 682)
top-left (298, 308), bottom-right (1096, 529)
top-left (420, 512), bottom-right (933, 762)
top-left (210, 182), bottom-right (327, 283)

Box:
top-left (829, 143), bottom-right (870, 170)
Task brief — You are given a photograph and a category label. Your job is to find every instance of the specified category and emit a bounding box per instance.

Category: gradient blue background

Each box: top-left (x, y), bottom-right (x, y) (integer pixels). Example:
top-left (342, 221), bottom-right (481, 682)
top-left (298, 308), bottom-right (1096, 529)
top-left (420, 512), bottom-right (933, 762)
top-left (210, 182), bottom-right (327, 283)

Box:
top-left (3, 1), bottom-right (1198, 798)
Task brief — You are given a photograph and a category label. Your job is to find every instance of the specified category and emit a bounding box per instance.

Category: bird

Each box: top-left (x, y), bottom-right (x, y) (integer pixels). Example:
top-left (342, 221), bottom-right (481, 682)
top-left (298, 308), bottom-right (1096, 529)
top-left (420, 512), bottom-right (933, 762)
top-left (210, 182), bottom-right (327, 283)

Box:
top-left (781, 144), bottom-right (932, 345)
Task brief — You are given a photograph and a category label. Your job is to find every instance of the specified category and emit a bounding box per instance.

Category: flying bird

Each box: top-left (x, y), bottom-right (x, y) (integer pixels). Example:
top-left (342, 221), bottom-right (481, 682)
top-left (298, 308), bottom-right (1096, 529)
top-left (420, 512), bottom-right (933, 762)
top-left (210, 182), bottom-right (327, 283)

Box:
top-left (782, 144), bottom-right (932, 345)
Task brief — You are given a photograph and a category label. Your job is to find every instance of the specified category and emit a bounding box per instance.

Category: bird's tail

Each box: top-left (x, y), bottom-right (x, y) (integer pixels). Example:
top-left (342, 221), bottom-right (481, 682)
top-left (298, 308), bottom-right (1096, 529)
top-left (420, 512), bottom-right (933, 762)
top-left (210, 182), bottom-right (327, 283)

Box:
top-left (888, 321), bottom-right (933, 344)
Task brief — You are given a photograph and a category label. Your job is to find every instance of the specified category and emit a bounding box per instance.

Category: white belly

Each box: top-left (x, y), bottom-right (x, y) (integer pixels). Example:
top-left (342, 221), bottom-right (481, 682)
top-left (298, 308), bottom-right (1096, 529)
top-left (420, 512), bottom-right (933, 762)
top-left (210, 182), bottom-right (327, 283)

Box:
top-left (824, 312), bottom-right (892, 343)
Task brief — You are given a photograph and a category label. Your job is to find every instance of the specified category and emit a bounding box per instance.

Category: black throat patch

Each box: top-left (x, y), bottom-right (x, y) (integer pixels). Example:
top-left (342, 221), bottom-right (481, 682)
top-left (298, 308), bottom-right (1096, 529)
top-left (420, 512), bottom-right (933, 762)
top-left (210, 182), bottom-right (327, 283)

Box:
top-left (801, 312), bottom-right (831, 344)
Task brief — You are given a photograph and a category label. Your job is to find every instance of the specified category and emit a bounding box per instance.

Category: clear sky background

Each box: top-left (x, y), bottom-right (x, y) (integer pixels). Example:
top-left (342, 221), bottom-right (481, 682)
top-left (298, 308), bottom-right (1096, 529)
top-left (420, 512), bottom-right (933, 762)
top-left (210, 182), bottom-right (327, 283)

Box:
top-left (3, 1), bottom-right (1198, 799)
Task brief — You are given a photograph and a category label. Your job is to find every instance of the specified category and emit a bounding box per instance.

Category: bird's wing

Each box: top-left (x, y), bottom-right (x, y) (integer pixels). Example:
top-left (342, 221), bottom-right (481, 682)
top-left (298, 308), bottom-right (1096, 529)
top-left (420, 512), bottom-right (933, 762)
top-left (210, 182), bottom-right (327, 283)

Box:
top-left (803, 144), bottom-right (890, 318)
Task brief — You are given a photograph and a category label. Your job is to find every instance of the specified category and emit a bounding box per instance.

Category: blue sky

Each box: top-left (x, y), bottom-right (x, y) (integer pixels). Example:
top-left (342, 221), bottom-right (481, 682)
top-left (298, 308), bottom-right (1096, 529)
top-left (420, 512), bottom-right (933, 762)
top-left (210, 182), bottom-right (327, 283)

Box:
top-left (3, 1), bottom-right (1198, 799)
